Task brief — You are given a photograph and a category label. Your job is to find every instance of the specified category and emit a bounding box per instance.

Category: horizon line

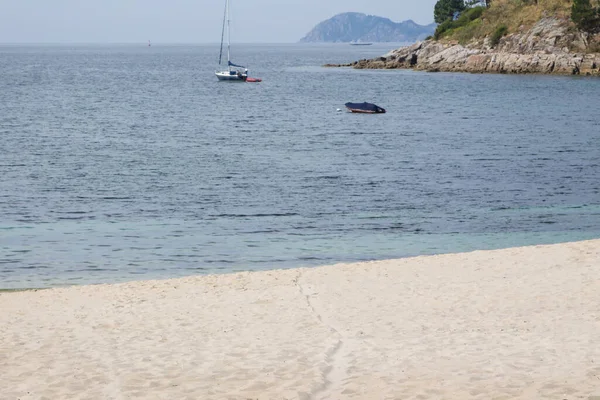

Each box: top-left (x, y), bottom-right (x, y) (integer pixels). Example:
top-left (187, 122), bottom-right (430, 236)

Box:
top-left (0, 41), bottom-right (412, 46)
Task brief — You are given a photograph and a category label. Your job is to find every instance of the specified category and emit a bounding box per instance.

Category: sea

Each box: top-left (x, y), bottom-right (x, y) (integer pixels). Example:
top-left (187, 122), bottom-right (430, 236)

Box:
top-left (1, 43), bottom-right (599, 289)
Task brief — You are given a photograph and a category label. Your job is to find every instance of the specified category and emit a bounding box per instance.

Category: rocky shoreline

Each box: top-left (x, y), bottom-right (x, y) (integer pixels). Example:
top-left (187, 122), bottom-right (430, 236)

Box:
top-left (326, 18), bottom-right (600, 76)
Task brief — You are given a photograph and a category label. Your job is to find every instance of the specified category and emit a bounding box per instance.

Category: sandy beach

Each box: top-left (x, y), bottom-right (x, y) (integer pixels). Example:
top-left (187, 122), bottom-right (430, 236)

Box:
top-left (1, 239), bottom-right (599, 399)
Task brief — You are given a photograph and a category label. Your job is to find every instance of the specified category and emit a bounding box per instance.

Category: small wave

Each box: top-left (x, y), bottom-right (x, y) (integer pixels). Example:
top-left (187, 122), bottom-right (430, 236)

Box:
top-left (57, 216), bottom-right (93, 220)
top-left (369, 224), bottom-right (405, 231)
top-left (244, 229), bottom-right (281, 234)
top-left (212, 213), bottom-right (298, 218)
top-left (78, 267), bottom-right (113, 272)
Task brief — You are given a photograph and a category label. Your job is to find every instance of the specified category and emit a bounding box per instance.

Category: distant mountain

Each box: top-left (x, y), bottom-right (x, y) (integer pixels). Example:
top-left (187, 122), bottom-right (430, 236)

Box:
top-left (300, 12), bottom-right (437, 43)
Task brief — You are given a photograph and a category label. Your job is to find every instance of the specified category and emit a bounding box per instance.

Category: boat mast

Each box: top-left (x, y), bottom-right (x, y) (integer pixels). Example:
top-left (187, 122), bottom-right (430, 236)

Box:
top-left (219, 0), bottom-right (227, 66)
top-left (227, 0), bottom-right (231, 71)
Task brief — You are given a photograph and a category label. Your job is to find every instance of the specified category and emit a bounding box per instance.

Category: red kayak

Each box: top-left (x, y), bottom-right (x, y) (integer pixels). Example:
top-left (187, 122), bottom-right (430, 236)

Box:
top-left (246, 77), bottom-right (262, 83)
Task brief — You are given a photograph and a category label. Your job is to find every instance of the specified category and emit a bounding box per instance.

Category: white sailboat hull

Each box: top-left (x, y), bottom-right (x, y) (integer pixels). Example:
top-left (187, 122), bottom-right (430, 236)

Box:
top-left (215, 70), bottom-right (247, 81)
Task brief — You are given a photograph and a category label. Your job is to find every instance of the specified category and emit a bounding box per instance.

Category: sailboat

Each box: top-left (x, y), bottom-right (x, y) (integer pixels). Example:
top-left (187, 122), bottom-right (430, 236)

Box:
top-left (216, 0), bottom-right (248, 81)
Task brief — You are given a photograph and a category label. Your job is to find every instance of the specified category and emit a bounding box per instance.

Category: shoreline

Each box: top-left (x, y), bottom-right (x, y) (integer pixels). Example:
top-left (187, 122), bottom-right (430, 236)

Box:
top-left (325, 18), bottom-right (600, 77)
top-left (2, 239), bottom-right (599, 399)
top-left (325, 40), bottom-right (600, 76)
top-left (4, 231), bottom-right (600, 290)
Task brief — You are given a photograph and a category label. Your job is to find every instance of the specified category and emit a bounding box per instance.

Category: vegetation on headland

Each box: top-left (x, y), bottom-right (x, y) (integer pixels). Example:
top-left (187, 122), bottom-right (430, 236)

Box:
top-left (433, 6), bottom-right (487, 40)
top-left (572, 0), bottom-right (600, 33)
top-left (432, 0), bottom-right (599, 48)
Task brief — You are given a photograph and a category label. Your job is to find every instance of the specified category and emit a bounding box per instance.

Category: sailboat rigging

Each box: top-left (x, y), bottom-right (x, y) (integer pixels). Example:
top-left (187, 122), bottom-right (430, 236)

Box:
top-left (215, 0), bottom-right (248, 81)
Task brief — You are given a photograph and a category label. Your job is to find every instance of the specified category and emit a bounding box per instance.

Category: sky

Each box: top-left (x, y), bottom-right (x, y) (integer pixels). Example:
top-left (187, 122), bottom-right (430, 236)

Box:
top-left (0, 0), bottom-right (438, 44)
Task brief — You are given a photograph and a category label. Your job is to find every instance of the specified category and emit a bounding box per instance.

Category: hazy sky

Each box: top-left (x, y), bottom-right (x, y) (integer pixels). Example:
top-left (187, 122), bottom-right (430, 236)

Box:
top-left (0, 0), bottom-right (438, 43)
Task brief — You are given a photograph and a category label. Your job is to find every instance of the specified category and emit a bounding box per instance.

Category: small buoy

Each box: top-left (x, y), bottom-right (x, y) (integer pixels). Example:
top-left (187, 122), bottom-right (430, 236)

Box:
top-left (336, 108), bottom-right (342, 112)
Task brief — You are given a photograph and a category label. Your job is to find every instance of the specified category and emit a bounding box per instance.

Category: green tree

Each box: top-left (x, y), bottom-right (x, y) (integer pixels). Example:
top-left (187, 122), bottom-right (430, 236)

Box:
top-left (434, 0), bottom-right (467, 24)
top-left (572, 0), bottom-right (600, 34)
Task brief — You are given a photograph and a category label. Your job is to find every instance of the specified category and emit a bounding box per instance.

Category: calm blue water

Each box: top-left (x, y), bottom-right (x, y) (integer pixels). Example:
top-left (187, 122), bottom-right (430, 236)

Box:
top-left (1, 43), bottom-right (599, 289)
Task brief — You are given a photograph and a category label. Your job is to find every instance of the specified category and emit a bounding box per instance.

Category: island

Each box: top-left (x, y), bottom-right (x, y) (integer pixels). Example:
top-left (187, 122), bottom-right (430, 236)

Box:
top-left (300, 12), bottom-right (436, 43)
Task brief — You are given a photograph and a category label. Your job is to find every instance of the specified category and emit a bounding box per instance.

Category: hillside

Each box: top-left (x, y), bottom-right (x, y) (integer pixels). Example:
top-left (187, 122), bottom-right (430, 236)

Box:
top-left (435, 0), bottom-right (596, 48)
top-left (327, 0), bottom-right (600, 75)
top-left (300, 12), bottom-right (436, 43)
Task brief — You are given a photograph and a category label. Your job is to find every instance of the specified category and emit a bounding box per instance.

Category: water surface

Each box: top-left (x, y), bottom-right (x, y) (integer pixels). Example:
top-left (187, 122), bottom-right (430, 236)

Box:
top-left (1, 43), bottom-right (599, 289)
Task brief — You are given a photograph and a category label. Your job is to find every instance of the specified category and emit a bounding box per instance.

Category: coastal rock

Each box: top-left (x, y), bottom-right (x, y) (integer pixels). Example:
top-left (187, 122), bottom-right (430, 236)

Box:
top-left (335, 18), bottom-right (600, 76)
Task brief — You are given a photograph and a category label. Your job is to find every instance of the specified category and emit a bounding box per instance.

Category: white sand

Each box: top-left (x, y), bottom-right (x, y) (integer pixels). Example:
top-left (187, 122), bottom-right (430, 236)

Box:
top-left (1, 239), bottom-right (599, 400)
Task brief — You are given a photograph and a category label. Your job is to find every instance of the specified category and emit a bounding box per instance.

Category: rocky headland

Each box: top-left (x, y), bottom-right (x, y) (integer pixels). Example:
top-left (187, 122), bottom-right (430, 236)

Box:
top-left (326, 17), bottom-right (600, 76)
